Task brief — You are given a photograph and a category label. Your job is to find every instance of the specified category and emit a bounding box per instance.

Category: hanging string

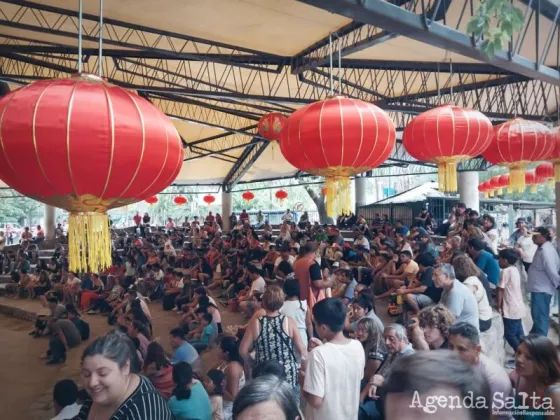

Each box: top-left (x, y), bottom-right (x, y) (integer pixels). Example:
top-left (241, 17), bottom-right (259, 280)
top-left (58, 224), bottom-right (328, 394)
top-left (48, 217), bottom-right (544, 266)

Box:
top-left (78, 0), bottom-right (83, 73)
top-left (437, 62), bottom-right (440, 104)
top-left (449, 57), bottom-right (453, 98)
top-left (98, 0), bottom-right (104, 77)
top-left (337, 34), bottom-right (342, 95)
top-left (328, 33), bottom-right (334, 96)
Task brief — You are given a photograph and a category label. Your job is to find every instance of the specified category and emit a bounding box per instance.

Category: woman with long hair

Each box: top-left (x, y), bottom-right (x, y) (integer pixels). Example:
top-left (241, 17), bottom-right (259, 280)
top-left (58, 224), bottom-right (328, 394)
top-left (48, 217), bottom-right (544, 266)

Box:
top-left (213, 336), bottom-right (246, 420)
top-left (240, 286), bottom-right (307, 394)
top-left (280, 278), bottom-right (313, 350)
top-left (168, 362), bottom-right (212, 420)
top-left (509, 335), bottom-right (560, 418)
top-left (143, 341), bottom-right (174, 400)
top-left (356, 317), bottom-right (387, 381)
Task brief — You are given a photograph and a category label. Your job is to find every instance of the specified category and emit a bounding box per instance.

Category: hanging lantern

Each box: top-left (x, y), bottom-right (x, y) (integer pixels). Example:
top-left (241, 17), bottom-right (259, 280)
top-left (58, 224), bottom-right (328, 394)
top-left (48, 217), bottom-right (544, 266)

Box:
top-left (403, 105), bottom-right (493, 192)
top-left (0, 74), bottom-right (183, 272)
top-left (275, 189), bottom-right (288, 205)
top-left (482, 118), bottom-right (552, 192)
top-left (478, 182), bottom-right (489, 199)
top-left (203, 195), bottom-right (215, 206)
top-left (536, 162), bottom-right (554, 188)
top-left (488, 176), bottom-right (501, 197)
top-left (174, 196), bottom-right (187, 206)
top-left (145, 196), bottom-right (159, 206)
top-left (280, 97), bottom-right (395, 217)
top-left (242, 191), bottom-right (255, 203)
top-left (498, 174), bottom-right (510, 194)
top-left (258, 113), bottom-right (287, 141)
top-left (525, 170), bottom-right (538, 193)
top-left (545, 126), bottom-right (560, 183)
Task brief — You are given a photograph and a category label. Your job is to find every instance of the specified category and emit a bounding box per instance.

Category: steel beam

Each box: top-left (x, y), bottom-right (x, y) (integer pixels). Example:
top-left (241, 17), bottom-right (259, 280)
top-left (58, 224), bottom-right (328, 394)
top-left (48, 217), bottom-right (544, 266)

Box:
top-left (222, 140), bottom-right (270, 191)
top-left (298, 0), bottom-right (560, 85)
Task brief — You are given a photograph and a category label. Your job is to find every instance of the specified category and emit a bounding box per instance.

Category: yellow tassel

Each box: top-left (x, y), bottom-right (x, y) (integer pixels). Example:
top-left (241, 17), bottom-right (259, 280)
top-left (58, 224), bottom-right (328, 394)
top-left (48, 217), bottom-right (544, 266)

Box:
top-left (68, 212), bottom-right (112, 273)
top-left (509, 167), bottom-right (525, 192)
top-left (437, 162), bottom-right (458, 192)
top-left (484, 192), bottom-right (489, 199)
top-left (325, 176), bottom-right (352, 218)
top-left (547, 179), bottom-right (555, 189)
top-left (555, 162), bottom-right (560, 183)
top-left (529, 185), bottom-right (537, 193)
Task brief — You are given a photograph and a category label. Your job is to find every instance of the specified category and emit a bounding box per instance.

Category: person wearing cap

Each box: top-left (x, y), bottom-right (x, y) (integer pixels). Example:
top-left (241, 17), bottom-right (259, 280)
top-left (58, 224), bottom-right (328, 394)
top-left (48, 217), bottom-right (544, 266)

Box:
top-left (528, 226), bottom-right (560, 337)
top-left (509, 218), bottom-right (527, 245)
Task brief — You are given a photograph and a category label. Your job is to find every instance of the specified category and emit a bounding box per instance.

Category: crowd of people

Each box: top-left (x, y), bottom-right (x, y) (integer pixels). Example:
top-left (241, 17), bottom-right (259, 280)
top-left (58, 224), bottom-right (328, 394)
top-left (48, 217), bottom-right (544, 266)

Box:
top-left (6, 204), bottom-right (560, 420)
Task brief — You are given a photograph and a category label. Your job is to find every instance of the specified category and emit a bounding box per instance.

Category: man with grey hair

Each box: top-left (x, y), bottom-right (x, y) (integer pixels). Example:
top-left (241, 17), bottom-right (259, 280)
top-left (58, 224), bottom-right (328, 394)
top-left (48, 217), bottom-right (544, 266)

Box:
top-left (434, 263), bottom-right (480, 330)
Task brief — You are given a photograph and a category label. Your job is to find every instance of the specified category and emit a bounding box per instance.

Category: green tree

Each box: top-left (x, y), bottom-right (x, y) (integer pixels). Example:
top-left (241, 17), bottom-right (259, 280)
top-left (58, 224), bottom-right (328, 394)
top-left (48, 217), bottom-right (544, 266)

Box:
top-left (0, 191), bottom-right (43, 226)
top-left (467, 0), bottom-right (525, 55)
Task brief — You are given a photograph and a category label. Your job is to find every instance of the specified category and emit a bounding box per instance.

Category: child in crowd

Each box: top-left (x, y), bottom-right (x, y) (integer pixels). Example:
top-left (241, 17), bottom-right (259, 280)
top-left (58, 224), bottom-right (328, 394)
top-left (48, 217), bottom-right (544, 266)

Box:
top-left (51, 379), bottom-right (81, 420)
top-left (204, 369), bottom-right (225, 420)
top-left (497, 248), bottom-right (526, 369)
top-left (189, 313), bottom-right (215, 354)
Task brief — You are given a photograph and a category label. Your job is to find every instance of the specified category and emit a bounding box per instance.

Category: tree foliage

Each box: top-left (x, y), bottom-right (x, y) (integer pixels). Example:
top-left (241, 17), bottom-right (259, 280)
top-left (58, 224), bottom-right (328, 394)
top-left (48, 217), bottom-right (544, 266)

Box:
top-left (467, 0), bottom-right (525, 55)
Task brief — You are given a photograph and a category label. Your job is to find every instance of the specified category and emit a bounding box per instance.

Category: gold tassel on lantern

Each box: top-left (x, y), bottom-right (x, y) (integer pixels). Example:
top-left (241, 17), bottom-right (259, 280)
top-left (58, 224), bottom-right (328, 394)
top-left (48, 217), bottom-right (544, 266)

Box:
top-left (529, 185), bottom-right (538, 193)
top-left (68, 212), bottom-right (112, 273)
top-left (484, 192), bottom-right (489, 199)
top-left (548, 179), bottom-right (555, 189)
top-left (554, 162), bottom-right (560, 183)
top-left (436, 159), bottom-right (458, 192)
top-left (509, 166), bottom-right (526, 192)
top-left (325, 176), bottom-right (352, 218)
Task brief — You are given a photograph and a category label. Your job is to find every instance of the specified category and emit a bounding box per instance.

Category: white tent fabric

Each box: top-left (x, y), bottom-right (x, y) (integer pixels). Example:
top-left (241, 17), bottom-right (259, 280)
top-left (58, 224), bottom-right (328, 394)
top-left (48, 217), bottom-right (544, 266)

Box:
top-left (374, 181), bottom-right (445, 204)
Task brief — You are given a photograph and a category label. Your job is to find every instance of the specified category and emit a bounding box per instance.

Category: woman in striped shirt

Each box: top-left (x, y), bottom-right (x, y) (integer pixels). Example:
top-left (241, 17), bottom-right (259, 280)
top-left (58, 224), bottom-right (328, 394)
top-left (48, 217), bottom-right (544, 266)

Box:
top-left (74, 330), bottom-right (173, 420)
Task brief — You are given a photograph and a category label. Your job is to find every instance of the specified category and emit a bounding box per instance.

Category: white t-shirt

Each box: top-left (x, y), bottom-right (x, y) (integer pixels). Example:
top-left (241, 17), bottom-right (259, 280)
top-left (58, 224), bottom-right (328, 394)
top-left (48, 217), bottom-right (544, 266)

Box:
top-left (517, 235), bottom-right (537, 263)
top-left (250, 276), bottom-right (266, 294)
top-left (280, 300), bottom-right (308, 344)
top-left (464, 276), bottom-right (493, 321)
top-left (282, 212), bottom-right (294, 222)
top-left (353, 237), bottom-right (370, 251)
top-left (304, 340), bottom-right (365, 420)
top-left (274, 255), bottom-right (295, 268)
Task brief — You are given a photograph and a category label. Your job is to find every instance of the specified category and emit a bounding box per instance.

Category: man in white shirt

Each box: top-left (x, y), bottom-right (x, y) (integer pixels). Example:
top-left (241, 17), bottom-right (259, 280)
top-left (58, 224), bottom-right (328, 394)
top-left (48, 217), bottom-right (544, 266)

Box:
top-left (302, 298), bottom-right (365, 420)
top-left (51, 379), bottom-right (81, 420)
top-left (281, 209), bottom-right (294, 223)
top-left (353, 232), bottom-right (370, 251)
top-left (239, 264), bottom-right (266, 316)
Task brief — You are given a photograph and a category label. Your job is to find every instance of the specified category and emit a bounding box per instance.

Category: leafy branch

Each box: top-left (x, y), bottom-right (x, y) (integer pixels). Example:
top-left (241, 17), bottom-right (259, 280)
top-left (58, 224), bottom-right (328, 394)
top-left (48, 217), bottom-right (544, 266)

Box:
top-left (467, 0), bottom-right (525, 56)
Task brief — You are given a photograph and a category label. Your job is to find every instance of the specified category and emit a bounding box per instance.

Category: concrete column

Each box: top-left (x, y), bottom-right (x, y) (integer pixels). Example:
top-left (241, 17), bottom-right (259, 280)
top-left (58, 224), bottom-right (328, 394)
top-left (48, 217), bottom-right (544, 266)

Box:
top-left (222, 191), bottom-right (232, 231)
top-left (556, 183), bottom-right (560, 253)
top-left (458, 171), bottom-right (480, 212)
top-left (44, 205), bottom-right (56, 240)
top-left (355, 176), bottom-right (368, 209)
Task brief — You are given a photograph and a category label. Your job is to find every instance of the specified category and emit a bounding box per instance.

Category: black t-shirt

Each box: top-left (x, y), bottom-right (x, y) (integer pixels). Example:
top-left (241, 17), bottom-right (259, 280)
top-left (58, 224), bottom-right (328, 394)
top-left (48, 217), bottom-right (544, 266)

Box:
top-left (309, 262), bottom-right (322, 282)
top-left (277, 260), bottom-right (294, 276)
top-left (419, 267), bottom-right (442, 303)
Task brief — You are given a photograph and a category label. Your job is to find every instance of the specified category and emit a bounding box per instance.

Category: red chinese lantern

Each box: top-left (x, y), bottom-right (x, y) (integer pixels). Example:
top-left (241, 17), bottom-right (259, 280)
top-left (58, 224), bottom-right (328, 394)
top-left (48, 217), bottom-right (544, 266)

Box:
top-left (280, 97), bottom-right (395, 217)
top-left (482, 118), bottom-right (552, 191)
top-left (0, 74), bottom-right (182, 272)
top-left (536, 162), bottom-right (554, 188)
top-left (242, 191), bottom-right (255, 203)
top-left (145, 196), bottom-right (159, 205)
top-left (258, 113), bottom-right (287, 141)
top-left (478, 182), bottom-right (489, 199)
top-left (488, 176), bottom-right (501, 197)
top-left (203, 195), bottom-right (215, 206)
top-left (545, 126), bottom-right (560, 183)
top-left (525, 170), bottom-right (538, 193)
top-left (498, 174), bottom-right (510, 194)
top-left (275, 189), bottom-right (288, 205)
top-left (403, 105), bottom-right (493, 192)
top-left (174, 196), bottom-right (187, 206)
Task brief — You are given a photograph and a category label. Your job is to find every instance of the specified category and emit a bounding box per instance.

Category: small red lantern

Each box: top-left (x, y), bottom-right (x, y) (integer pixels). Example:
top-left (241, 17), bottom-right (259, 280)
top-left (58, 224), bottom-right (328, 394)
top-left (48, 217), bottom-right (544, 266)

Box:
top-left (478, 182), bottom-right (489, 199)
top-left (498, 174), bottom-right (510, 194)
top-left (536, 162), bottom-right (554, 188)
top-left (145, 196), bottom-right (159, 205)
top-left (482, 118), bottom-right (552, 191)
top-left (203, 195), bottom-right (215, 206)
top-left (525, 170), bottom-right (538, 193)
top-left (174, 196), bottom-right (187, 206)
top-left (242, 191), bottom-right (255, 203)
top-left (258, 113), bottom-right (287, 141)
top-left (488, 176), bottom-right (501, 197)
top-left (275, 189), bottom-right (288, 205)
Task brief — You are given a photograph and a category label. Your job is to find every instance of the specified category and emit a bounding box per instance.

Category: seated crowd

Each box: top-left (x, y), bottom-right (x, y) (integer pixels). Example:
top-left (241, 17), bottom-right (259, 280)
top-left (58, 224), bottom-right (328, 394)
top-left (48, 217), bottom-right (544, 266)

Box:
top-left (8, 207), bottom-right (560, 420)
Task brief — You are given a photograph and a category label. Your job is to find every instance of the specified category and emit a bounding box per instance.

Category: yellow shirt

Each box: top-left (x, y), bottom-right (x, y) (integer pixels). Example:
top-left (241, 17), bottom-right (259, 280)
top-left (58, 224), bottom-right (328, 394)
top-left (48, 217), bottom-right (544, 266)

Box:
top-left (404, 260), bottom-right (419, 284)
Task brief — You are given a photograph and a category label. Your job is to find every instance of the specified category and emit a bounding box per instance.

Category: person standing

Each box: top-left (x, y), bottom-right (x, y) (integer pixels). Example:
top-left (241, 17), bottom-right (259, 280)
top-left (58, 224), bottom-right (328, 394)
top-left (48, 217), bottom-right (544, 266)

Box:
top-left (301, 298), bottom-right (365, 420)
top-left (527, 226), bottom-right (560, 337)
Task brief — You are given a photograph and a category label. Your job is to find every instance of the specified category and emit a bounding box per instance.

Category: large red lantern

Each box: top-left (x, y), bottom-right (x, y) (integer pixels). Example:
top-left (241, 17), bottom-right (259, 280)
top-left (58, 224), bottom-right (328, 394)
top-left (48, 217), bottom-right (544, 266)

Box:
top-left (174, 196), bottom-right (187, 206)
top-left (403, 105), bottom-right (493, 192)
top-left (242, 191), bottom-right (255, 203)
top-left (536, 162), bottom-right (554, 188)
top-left (525, 170), bottom-right (538, 193)
top-left (0, 74), bottom-right (182, 272)
top-left (280, 97), bottom-right (395, 217)
top-left (258, 113), bottom-right (287, 141)
top-left (275, 189), bottom-right (288, 205)
top-left (482, 118), bottom-right (552, 191)
top-left (145, 196), bottom-right (159, 205)
top-left (203, 195), bottom-right (215, 206)
top-left (545, 126), bottom-right (560, 183)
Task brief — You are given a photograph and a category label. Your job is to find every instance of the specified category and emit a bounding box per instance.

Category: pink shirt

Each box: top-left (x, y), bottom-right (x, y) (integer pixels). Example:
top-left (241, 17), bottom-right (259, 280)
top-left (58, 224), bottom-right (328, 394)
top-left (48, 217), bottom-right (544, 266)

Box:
top-left (498, 266), bottom-right (526, 320)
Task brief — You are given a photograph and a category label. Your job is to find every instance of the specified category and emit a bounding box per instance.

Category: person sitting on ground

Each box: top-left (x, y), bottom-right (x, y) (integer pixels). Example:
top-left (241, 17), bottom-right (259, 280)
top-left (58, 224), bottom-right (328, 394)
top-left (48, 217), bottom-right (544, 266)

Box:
top-left (376, 250), bottom-right (419, 300)
top-left (51, 379), bottom-right (81, 420)
top-left (348, 291), bottom-right (384, 334)
top-left (237, 264), bottom-right (266, 317)
top-left (204, 369), bottom-right (225, 420)
top-left (400, 252), bottom-right (441, 317)
top-left (468, 238), bottom-right (501, 286)
top-left (356, 317), bottom-right (387, 384)
top-left (168, 362), bottom-right (213, 420)
top-left (188, 312), bottom-right (215, 354)
top-left (66, 305), bottom-right (90, 341)
top-left (41, 311), bottom-right (82, 364)
top-left (143, 341), bottom-right (174, 400)
top-left (408, 304), bottom-right (455, 350)
top-left (169, 327), bottom-right (201, 372)
top-left (30, 296), bottom-right (66, 337)
top-left (331, 268), bottom-right (358, 304)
